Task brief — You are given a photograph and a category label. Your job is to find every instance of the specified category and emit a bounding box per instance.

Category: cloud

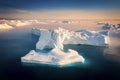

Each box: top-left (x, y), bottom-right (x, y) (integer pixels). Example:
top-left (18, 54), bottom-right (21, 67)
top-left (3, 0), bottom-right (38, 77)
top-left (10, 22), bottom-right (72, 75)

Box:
top-left (0, 19), bottom-right (45, 30)
top-left (0, 23), bottom-right (13, 30)
top-left (104, 27), bottom-right (120, 56)
top-left (0, 9), bottom-right (120, 19)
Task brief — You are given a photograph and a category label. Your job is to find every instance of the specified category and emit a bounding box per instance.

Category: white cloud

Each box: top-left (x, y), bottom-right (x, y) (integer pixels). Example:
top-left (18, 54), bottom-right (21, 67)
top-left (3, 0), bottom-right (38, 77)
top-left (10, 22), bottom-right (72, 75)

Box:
top-left (0, 23), bottom-right (13, 30)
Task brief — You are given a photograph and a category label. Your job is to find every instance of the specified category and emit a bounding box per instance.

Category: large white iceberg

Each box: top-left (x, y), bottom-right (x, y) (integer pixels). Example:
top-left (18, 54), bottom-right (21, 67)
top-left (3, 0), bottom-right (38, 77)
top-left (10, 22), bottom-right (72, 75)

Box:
top-left (22, 27), bottom-right (88, 65)
top-left (35, 27), bottom-right (108, 50)
top-left (21, 27), bottom-right (110, 66)
top-left (21, 48), bottom-right (84, 65)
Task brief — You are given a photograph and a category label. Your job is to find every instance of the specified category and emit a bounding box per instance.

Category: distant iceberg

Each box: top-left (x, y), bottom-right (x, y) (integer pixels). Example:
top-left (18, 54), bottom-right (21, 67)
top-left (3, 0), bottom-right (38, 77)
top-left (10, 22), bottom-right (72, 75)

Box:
top-left (31, 28), bottom-right (41, 36)
top-left (102, 23), bottom-right (111, 30)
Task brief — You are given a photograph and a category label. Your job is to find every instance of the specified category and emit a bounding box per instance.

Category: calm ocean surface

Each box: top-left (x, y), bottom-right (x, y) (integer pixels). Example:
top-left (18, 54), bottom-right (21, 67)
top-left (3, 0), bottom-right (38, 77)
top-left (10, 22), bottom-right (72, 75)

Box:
top-left (0, 28), bottom-right (120, 80)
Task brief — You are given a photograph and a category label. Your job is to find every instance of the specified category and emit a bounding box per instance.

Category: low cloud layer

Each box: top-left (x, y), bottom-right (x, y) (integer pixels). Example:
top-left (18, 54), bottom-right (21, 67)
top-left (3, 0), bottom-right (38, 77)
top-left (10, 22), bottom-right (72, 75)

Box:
top-left (0, 9), bottom-right (120, 19)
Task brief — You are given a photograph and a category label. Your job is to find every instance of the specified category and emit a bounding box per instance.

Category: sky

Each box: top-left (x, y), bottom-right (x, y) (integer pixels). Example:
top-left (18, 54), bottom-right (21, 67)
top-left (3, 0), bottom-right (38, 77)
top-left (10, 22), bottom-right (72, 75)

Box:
top-left (0, 0), bottom-right (120, 19)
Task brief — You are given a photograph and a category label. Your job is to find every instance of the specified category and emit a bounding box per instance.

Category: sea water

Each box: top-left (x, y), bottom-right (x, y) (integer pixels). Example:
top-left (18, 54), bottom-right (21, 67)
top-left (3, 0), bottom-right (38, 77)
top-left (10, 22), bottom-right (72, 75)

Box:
top-left (0, 28), bottom-right (120, 80)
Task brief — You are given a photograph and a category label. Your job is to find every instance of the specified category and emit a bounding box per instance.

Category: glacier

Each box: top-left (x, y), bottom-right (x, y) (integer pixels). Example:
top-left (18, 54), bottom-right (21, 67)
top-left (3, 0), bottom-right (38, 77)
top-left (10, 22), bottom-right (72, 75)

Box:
top-left (21, 27), bottom-right (110, 66)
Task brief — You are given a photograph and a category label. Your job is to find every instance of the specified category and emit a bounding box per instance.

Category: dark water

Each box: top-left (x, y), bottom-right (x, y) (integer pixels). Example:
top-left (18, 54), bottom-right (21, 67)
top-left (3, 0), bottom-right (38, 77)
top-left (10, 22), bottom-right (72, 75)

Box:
top-left (0, 28), bottom-right (120, 80)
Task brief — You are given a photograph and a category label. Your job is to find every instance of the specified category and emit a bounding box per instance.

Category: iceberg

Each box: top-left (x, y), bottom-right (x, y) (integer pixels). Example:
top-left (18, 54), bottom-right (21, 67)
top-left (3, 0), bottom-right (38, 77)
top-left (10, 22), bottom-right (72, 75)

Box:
top-left (22, 27), bottom-right (88, 65)
top-left (35, 27), bottom-right (108, 50)
top-left (21, 48), bottom-right (84, 65)
top-left (31, 28), bottom-right (41, 36)
top-left (102, 23), bottom-right (111, 30)
top-left (21, 27), bottom-right (110, 66)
